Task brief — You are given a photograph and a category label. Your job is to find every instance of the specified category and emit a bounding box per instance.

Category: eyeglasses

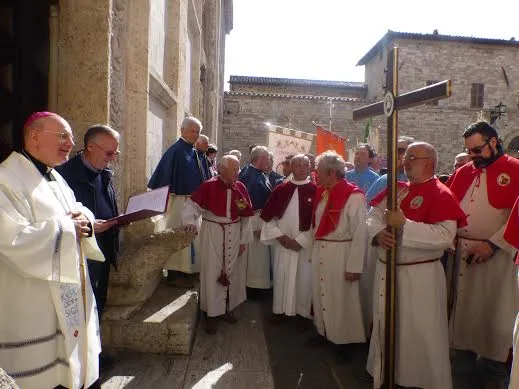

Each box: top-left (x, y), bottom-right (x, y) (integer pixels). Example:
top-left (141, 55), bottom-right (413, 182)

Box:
top-left (466, 140), bottom-right (490, 155)
top-left (41, 130), bottom-right (75, 144)
top-left (403, 155), bottom-right (430, 162)
top-left (92, 142), bottom-right (120, 157)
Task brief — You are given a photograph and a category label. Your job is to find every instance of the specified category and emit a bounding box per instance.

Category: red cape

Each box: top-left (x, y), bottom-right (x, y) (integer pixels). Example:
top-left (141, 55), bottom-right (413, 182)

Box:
top-left (504, 197), bottom-right (519, 264)
top-left (313, 179), bottom-right (363, 238)
top-left (446, 155), bottom-right (519, 209)
top-left (260, 180), bottom-right (317, 231)
top-left (370, 178), bottom-right (467, 228)
top-left (190, 177), bottom-right (254, 219)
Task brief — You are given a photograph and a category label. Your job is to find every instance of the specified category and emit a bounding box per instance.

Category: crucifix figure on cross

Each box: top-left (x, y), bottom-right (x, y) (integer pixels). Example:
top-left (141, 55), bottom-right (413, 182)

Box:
top-left (352, 47), bottom-right (451, 389)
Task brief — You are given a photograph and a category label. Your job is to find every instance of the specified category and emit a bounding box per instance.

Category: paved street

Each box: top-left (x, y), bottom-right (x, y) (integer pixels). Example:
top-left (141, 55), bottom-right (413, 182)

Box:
top-left (100, 297), bottom-right (478, 389)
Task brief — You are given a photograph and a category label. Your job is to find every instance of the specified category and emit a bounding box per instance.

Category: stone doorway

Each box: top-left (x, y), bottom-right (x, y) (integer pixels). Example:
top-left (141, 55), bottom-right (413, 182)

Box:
top-left (0, 0), bottom-right (53, 160)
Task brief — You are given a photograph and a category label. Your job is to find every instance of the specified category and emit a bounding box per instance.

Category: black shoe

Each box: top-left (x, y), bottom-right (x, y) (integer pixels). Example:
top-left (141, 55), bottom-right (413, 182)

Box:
top-left (305, 335), bottom-right (328, 347)
top-left (220, 312), bottom-right (238, 324)
top-left (205, 317), bottom-right (218, 335)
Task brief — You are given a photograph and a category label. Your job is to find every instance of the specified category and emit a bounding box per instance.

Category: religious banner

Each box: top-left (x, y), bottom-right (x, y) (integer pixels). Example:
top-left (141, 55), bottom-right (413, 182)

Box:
top-left (268, 128), bottom-right (313, 173)
top-left (316, 125), bottom-right (346, 158)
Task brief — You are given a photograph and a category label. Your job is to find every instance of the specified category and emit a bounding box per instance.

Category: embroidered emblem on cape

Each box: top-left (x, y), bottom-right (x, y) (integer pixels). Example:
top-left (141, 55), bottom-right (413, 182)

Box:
top-left (235, 198), bottom-right (248, 210)
top-left (497, 173), bottom-right (511, 186)
top-left (409, 196), bottom-right (423, 209)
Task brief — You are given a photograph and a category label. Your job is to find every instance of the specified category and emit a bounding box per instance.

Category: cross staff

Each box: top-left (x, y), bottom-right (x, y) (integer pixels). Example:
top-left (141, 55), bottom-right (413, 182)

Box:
top-left (353, 47), bottom-right (451, 389)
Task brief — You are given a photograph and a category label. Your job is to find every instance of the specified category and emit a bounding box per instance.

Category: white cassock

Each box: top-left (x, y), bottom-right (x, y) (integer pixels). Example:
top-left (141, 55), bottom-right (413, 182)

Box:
top-left (0, 152), bottom-right (104, 389)
top-left (153, 194), bottom-right (200, 273)
top-left (245, 211), bottom-right (271, 289)
top-left (449, 172), bottom-right (519, 362)
top-left (182, 196), bottom-right (252, 317)
top-left (366, 199), bottom-right (454, 389)
top-left (260, 179), bottom-right (313, 318)
top-left (511, 268), bottom-right (519, 389)
top-left (312, 192), bottom-right (367, 344)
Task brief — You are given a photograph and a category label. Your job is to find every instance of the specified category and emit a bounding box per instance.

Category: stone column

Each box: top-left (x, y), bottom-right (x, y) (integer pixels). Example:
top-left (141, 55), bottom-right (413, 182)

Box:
top-left (56, 0), bottom-right (112, 138)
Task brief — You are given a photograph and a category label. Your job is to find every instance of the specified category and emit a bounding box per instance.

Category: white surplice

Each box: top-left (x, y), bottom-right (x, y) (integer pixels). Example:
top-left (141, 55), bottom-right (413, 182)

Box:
top-left (449, 171), bottom-right (519, 362)
top-left (0, 152), bottom-right (104, 389)
top-left (366, 195), bottom-right (454, 389)
top-left (182, 194), bottom-right (252, 317)
top-left (312, 192), bottom-right (367, 344)
top-left (154, 194), bottom-right (199, 273)
top-left (245, 211), bottom-right (271, 289)
top-left (260, 179), bottom-right (313, 318)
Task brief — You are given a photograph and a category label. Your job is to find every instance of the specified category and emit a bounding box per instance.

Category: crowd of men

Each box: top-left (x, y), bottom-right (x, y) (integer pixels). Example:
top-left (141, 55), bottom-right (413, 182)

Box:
top-left (0, 112), bottom-right (518, 389)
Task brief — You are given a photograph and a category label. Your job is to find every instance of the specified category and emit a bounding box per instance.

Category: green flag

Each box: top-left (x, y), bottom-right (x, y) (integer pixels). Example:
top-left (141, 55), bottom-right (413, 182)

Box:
top-left (363, 118), bottom-right (372, 142)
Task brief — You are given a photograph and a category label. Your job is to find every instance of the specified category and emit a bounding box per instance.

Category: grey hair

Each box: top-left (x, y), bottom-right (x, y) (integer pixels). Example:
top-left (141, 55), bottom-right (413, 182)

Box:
top-left (398, 135), bottom-right (415, 146)
top-left (250, 145), bottom-right (269, 162)
top-left (290, 153), bottom-right (310, 168)
top-left (197, 134), bottom-right (209, 142)
top-left (181, 116), bottom-right (203, 131)
top-left (228, 149), bottom-right (242, 160)
top-left (315, 151), bottom-right (346, 179)
top-left (84, 124), bottom-right (120, 147)
top-left (218, 154), bottom-right (239, 168)
top-left (409, 142), bottom-right (438, 170)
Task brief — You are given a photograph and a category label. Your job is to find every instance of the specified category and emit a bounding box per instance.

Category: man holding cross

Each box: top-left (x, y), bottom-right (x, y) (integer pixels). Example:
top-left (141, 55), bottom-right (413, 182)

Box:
top-left (367, 142), bottom-right (466, 389)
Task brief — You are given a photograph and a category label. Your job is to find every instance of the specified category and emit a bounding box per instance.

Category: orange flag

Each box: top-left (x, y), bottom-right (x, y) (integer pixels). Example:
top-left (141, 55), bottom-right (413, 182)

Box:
top-left (316, 126), bottom-right (346, 158)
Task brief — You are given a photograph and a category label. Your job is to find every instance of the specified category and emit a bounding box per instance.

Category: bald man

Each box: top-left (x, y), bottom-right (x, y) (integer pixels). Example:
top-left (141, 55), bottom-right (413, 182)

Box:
top-left (182, 155), bottom-right (254, 334)
top-left (367, 142), bottom-right (466, 389)
top-left (0, 112), bottom-right (104, 389)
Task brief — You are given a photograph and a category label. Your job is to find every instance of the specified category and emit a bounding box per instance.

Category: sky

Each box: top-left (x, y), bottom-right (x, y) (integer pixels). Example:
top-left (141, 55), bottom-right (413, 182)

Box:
top-left (224, 0), bottom-right (519, 89)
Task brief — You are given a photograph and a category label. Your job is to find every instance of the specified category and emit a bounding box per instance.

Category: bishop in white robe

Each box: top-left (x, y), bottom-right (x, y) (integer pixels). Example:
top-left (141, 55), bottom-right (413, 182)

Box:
top-left (260, 154), bottom-right (317, 319)
top-left (0, 112), bottom-right (104, 389)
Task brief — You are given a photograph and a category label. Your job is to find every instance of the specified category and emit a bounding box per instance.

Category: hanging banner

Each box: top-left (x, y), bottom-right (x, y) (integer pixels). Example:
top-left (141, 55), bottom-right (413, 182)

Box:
top-left (316, 126), bottom-right (346, 158)
top-left (268, 129), bottom-right (313, 173)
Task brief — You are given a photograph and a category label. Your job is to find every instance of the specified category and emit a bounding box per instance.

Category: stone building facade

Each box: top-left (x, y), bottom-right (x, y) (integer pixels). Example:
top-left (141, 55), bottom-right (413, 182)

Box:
top-left (223, 31), bottom-right (519, 173)
top-left (1, 0), bottom-right (232, 227)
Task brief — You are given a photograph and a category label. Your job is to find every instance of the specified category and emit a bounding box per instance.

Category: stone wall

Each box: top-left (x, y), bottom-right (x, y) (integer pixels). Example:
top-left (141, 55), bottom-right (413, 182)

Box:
top-left (222, 93), bottom-right (383, 165)
top-left (362, 38), bottom-right (519, 173)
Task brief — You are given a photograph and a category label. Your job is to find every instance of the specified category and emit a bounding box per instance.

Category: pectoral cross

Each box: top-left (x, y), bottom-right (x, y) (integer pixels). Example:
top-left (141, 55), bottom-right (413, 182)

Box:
top-left (352, 47), bottom-right (451, 389)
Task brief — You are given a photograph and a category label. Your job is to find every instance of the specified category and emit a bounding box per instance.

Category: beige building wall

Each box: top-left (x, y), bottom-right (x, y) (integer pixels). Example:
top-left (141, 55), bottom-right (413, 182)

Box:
top-left (52, 0), bottom-right (232, 236)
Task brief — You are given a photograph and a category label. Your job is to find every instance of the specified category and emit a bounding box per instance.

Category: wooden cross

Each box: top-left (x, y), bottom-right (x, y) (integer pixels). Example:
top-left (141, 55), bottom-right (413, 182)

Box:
top-left (352, 47), bottom-right (451, 389)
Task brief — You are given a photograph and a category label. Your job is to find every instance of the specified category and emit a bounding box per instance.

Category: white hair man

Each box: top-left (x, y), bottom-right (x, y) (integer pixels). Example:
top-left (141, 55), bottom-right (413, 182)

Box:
top-left (182, 155), bottom-right (254, 334)
top-left (238, 145), bottom-right (273, 294)
top-left (453, 151), bottom-right (471, 171)
top-left (228, 149), bottom-right (242, 163)
top-left (308, 151), bottom-right (367, 363)
top-left (0, 112), bottom-right (105, 389)
top-left (367, 142), bottom-right (466, 389)
top-left (148, 116), bottom-right (207, 285)
top-left (260, 154), bottom-right (317, 321)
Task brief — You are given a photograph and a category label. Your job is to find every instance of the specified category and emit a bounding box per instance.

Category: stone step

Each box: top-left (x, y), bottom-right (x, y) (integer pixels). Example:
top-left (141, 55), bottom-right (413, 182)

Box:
top-left (101, 282), bottom-right (199, 355)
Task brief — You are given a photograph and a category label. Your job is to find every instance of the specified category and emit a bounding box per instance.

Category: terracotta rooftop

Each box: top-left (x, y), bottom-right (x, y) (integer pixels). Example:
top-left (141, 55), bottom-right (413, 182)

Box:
top-left (357, 30), bottom-right (519, 66)
top-left (225, 91), bottom-right (363, 102)
top-left (229, 76), bottom-right (367, 89)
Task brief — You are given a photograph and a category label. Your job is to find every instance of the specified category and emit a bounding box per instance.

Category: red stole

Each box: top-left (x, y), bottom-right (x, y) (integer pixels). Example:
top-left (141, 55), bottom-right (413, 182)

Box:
top-left (190, 176), bottom-right (254, 219)
top-left (370, 178), bottom-right (467, 228)
top-left (446, 155), bottom-right (519, 209)
top-left (504, 197), bottom-right (519, 264)
top-left (313, 179), bottom-right (363, 238)
top-left (260, 180), bottom-right (317, 231)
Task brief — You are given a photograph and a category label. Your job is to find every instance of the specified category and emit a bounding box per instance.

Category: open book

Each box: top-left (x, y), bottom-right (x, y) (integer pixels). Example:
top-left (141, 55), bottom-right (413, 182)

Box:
top-left (106, 185), bottom-right (170, 224)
